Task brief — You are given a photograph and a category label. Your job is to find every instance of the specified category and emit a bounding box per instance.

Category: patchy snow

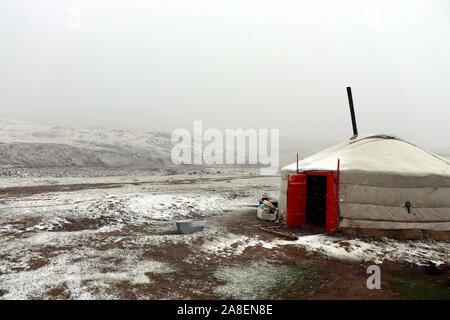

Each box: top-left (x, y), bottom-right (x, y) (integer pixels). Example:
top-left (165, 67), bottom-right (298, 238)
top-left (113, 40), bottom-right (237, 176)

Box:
top-left (200, 234), bottom-right (278, 259)
top-left (214, 260), bottom-right (283, 299)
top-left (0, 247), bottom-right (175, 300)
top-left (273, 234), bottom-right (449, 266)
top-left (195, 231), bottom-right (448, 266)
top-left (0, 185), bottom-right (240, 299)
top-left (0, 170), bottom-right (448, 300)
top-left (125, 194), bottom-right (232, 220)
top-left (213, 260), bottom-right (319, 299)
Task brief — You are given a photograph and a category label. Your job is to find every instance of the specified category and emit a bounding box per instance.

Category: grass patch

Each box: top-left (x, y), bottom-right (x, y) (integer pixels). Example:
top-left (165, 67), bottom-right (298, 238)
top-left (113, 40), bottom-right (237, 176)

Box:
top-left (213, 260), bottom-right (322, 299)
top-left (152, 229), bottom-right (180, 236)
top-left (269, 261), bottom-right (322, 299)
top-left (388, 271), bottom-right (450, 300)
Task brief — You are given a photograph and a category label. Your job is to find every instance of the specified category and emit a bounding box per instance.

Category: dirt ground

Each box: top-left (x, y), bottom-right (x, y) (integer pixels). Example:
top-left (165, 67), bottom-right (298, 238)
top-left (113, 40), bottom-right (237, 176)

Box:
top-left (129, 212), bottom-right (449, 300)
top-left (0, 174), bottom-right (448, 300)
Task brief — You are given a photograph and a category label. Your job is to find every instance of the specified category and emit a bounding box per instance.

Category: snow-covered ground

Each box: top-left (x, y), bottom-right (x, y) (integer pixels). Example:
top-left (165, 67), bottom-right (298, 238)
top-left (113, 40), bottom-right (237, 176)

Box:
top-left (276, 234), bottom-right (448, 265)
top-left (193, 232), bottom-right (448, 266)
top-left (0, 174), bottom-right (276, 299)
top-left (0, 119), bottom-right (448, 299)
top-left (0, 173), bottom-right (448, 299)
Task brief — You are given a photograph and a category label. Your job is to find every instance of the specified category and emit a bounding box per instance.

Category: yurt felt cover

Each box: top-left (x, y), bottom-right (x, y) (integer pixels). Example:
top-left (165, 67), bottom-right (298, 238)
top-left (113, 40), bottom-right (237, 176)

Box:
top-left (279, 134), bottom-right (450, 231)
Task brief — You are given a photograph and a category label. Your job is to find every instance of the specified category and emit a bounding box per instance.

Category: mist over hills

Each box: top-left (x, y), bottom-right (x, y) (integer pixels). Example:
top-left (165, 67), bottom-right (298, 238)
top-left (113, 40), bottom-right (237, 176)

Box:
top-left (0, 119), bottom-right (171, 168)
top-left (0, 119), bottom-right (446, 171)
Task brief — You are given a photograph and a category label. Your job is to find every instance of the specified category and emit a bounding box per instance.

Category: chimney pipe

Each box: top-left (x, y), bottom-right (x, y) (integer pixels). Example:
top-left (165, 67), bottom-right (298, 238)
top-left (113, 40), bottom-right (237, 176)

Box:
top-left (346, 87), bottom-right (358, 139)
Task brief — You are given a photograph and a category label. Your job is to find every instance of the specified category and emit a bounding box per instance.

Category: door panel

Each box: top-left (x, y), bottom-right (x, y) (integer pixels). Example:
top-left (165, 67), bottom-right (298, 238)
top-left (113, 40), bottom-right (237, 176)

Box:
top-left (325, 173), bottom-right (338, 231)
top-left (286, 174), bottom-right (307, 227)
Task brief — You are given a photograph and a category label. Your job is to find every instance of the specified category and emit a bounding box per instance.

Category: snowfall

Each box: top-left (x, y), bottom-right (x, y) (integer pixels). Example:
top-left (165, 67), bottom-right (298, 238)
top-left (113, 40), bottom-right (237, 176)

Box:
top-left (0, 172), bottom-right (448, 300)
top-left (0, 119), bottom-right (448, 299)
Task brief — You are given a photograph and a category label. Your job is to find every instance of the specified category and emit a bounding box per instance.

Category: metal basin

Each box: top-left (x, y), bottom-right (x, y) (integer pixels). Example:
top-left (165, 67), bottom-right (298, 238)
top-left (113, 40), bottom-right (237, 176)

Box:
top-left (176, 218), bottom-right (205, 234)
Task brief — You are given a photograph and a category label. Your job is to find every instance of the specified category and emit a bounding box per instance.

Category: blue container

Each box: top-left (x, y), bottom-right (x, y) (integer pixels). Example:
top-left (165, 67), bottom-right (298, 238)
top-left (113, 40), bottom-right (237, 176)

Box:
top-left (176, 218), bottom-right (205, 234)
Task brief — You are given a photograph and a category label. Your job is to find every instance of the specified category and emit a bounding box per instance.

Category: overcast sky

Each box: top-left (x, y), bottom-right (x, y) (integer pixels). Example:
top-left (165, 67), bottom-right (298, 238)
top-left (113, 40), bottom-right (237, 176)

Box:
top-left (1, 0), bottom-right (449, 147)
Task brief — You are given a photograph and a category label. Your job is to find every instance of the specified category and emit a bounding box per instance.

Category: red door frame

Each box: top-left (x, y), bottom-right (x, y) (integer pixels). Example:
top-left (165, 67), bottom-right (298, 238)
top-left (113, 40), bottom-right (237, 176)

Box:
top-left (286, 171), bottom-right (338, 232)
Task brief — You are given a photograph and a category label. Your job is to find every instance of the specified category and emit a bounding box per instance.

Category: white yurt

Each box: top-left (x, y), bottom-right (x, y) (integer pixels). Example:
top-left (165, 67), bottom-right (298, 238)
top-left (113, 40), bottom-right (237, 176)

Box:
top-left (279, 134), bottom-right (450, 240)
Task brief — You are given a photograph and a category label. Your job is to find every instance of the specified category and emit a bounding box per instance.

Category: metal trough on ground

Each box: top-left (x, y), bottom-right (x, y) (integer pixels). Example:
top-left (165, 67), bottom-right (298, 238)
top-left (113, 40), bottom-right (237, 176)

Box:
top-left (176, 218), bottom-right (205, 234)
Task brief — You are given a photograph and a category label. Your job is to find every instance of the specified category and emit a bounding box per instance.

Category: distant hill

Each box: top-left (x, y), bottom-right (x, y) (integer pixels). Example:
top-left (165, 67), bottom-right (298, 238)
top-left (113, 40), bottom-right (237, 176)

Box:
top-left (278, 136), bottom-right (337, 167)
top-left (0, 119), bottom-right (172, 168)
top-left (0, 119), bottom-right (446, 169)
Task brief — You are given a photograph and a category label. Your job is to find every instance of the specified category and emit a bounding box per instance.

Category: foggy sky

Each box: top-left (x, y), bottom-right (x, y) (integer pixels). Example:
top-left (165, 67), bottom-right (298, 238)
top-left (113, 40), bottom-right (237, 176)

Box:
top-left (1, 0), bottom-right (449, 148)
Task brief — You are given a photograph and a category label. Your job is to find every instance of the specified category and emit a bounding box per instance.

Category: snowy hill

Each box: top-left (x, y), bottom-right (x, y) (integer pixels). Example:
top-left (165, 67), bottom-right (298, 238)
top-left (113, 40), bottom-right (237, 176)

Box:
top-left (0, 119), bottom-right (172, 168)
top-left (2, 118), bottom-right (444, 170)
top-left (0, 118), bottom-right (333, 170)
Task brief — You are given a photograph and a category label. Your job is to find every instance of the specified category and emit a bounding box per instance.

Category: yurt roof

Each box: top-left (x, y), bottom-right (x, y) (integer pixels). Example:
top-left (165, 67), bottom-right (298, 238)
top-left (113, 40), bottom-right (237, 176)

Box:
top-left (281, 134), bottom-right (450, 176)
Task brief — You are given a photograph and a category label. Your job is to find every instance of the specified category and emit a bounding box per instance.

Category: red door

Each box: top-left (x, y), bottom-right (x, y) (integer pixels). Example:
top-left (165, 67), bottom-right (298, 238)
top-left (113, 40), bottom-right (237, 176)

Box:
top-left (324, 172), bottom-right (338, 232)
top-left (286, 174), bottom-right (307, 227)
top-left (286, 172), bottom-right (338, 232)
